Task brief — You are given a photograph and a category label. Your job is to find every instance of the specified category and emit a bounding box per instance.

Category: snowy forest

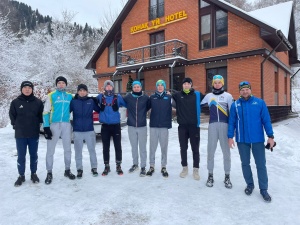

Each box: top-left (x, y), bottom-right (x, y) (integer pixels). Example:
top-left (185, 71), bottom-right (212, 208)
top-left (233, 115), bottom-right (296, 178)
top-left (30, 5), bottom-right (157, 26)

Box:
top-left (0, 0), bottom-right (299, 127)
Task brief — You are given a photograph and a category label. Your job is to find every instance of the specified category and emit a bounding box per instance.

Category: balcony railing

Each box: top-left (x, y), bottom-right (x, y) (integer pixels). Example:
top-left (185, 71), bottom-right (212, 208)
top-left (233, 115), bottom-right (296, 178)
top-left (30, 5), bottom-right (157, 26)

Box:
top-left (117, 39), bottom-right (187, 67)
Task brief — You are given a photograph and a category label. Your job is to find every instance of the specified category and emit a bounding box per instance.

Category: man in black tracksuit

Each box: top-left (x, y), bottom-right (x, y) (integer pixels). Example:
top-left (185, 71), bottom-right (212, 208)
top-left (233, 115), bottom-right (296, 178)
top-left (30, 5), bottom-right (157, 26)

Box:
top-left (172, 77), bottom-right (204, 180)
top-left (9, 81), bottom-right (44, 187)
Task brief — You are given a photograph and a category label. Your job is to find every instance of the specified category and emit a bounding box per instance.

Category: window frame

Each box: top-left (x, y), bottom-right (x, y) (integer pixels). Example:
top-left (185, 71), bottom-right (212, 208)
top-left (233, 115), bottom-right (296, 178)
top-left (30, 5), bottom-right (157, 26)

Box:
top-left (149, 0), bottom-right (165, 20)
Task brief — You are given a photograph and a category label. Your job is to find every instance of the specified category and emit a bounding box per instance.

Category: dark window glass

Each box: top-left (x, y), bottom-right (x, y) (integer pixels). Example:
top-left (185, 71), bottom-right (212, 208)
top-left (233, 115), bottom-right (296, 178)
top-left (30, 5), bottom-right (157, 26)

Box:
top-left (201, 14), bottom-right (211, 49)
top-left (206, 67), bottom-right (227, 93)
top-left (215, 10), bottom-right (228, 47)
top-left (108, 41), bottom-right (115, 67)
top-left (200, 0), bottom-right (210, 8)
top-left (150, 31), bottom-right (165, 59)
top-left (149, 0), bottom-right (164, 20)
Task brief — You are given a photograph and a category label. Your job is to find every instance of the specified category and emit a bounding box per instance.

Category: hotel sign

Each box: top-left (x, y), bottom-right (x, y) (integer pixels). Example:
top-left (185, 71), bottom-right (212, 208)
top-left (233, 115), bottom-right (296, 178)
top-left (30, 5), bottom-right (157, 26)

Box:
top-left (130, 10), bottom-right (188, 34)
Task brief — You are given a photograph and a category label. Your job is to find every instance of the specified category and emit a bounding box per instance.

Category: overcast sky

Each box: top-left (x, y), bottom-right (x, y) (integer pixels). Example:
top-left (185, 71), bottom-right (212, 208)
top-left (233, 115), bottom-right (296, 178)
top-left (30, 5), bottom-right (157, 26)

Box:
top-left (18, 0), bottom-right (125, 28)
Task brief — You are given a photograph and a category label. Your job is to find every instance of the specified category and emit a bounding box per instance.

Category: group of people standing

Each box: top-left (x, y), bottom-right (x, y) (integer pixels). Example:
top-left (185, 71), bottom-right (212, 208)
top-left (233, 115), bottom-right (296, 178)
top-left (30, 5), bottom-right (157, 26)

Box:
top-left (9, 75), bottom-right (275, 203)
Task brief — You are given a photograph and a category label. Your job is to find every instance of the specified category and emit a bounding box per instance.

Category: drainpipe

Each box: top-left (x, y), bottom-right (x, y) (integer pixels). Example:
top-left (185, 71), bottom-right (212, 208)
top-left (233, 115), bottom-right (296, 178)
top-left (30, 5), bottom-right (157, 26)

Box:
top-left (290, 67), bottom-right (300, 112)
top-left (170, 60), bottom-right (176, 91)
top-left (138, 66), bottom-right (144, 80)
top-left (112, 70), bottom-right (118, 83)
top-left (261, 37), bottom-right (284, 100)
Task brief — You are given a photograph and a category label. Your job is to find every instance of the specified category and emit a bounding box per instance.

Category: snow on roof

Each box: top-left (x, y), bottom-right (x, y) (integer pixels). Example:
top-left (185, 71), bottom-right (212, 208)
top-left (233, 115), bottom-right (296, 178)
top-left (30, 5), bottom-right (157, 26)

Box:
top-left (248, 1), bottom-right (293, 38)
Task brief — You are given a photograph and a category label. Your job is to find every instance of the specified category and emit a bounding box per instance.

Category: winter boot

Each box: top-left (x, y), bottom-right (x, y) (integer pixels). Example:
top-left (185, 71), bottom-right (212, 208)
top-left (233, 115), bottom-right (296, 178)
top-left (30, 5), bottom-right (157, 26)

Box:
top-left (77, 169), bottom-right (83, 179)
top-left (140, 167), bottom-right (146, 177)
top-left (45, 172), bottom-right (53, 185)
top-left (193, 168), bottom-right (200, 180)
top-left (116, 163), bottom-right (123, 175)
top-left (161, 167), bottom-right (169, 178)
top-left (14, 175), bottom-right (25, 187)
top-left (180, 166), bottom-right (188, 178)
top-left (206, 173), bottom-right (214, 187)
top-left (146, 167), bottom-right (155, 176)
top-left (102, 164), bottom-right (111, 176)
top-left (244, 185), bottom-right (254, 196)
top-left (91, 168), bottom-right (98, 177)
top-left (260, 190), bottom-right (272, 203)
top-left (128, 164), bottom-right (139, 173)
top-left (224, 174), bottom-right (232, 189)
top-left (31, 173), bottom-right (40, 183)
top-left (64, 170), bottom-right (76, 180)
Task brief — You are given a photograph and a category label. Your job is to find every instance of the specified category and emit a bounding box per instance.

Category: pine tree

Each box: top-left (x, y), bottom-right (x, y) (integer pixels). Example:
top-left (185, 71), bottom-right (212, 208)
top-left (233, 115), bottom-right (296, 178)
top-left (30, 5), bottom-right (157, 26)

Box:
top-left (126, 75), bottom-right (133, 92)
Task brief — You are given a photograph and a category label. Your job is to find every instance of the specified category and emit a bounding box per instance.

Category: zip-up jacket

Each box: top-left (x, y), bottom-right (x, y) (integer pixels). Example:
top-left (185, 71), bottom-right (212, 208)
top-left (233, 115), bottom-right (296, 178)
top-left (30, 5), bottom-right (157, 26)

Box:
top-left (9, 94), bottom-right (43, 138)
top-left (149, 92), bottom-right (172, 129)
top-left (70, 95), bottom-right (101, 132)
top-left (123, 93), bottom-right (150, 127)
top-left (97, 93), bottom-right (126, 124)
top-left (201, 92), bottom-right (233, 124)
top-left (43, 90), bottom-right (73, 127)
top-left (172, 89), bottom-right (203, 127)
top-left (228, 95), bottom-right (274, 143)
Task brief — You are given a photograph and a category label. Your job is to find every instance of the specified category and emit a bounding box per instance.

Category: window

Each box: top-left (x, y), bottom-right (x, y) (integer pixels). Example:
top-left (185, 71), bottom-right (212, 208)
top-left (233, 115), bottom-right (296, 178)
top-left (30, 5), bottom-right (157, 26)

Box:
top-left (109, 31), bottom-right (122, 67)
top-left (149, 0), bottom-right (164, 20)
top-left (200, 0), bottom-right (228, 50)
top-left (206, 67), bottom-right (227, 93)
top-left (150, 31), bottom-right (165, 59)
top-left (113, 80), bottom-right (122, 93)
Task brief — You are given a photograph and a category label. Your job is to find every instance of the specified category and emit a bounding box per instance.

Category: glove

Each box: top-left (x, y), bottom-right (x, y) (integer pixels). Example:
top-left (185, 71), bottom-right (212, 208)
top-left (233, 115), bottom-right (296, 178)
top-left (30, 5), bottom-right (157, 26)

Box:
top-left (265, 142), bottom-right (276, 152)
top-left (44, 127), bottom-right (52, 140)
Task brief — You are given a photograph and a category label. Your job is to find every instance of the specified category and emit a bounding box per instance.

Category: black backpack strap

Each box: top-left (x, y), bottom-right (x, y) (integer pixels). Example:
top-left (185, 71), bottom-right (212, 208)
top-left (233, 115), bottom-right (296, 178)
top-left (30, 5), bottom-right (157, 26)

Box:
top-left (112, 94), bottom-right (119, 111)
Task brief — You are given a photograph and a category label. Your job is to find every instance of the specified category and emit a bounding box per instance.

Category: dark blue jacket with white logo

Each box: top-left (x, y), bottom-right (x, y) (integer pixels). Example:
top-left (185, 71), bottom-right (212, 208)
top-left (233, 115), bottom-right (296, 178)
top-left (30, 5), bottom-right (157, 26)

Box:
top-left (228, 95), bottom-right (274, 143)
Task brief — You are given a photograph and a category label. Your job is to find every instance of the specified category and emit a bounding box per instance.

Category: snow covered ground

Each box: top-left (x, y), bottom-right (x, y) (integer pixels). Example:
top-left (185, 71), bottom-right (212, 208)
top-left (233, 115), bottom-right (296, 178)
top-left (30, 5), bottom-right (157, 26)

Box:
top-left (1, 117), bottom-right (300, 225)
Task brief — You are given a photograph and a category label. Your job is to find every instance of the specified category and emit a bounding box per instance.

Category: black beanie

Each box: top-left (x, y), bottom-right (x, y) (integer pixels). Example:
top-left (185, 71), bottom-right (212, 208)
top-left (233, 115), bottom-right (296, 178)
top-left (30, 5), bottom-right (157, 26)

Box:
top-left (55, 76), bottom-right (67, 86)
top-left (77, 84), bottom-right (88, 92)
top-left (182, 77), bottom-right (193, 86)
top-left (20, 81), bottom-right (34, 91)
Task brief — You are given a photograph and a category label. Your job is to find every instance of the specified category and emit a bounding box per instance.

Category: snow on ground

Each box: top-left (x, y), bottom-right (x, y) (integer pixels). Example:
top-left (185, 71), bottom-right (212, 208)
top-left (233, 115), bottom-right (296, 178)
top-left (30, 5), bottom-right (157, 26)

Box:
top-left (0, 117), bottom-right (300, 225)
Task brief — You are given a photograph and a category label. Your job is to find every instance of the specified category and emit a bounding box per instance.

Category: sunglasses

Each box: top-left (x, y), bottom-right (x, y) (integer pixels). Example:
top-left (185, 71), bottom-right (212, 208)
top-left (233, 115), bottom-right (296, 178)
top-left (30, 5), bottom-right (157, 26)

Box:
top-left (213, 75), bottom-right (223, 80)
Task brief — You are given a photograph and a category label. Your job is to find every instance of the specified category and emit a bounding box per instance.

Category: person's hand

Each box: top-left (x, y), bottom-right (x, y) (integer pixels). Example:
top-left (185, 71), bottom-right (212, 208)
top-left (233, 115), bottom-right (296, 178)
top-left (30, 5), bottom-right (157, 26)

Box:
top-left (267, 138), bottom-right (275, 149)
top-left (44, 127), bottom-right (52, 140)
top-left (228, 138), bottom-right (235, 149)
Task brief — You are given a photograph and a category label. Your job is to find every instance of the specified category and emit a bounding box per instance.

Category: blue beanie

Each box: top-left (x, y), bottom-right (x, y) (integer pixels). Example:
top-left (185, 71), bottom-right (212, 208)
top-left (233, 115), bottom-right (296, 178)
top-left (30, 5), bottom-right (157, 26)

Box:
top-left (132, 80), bottom-right (142, 88)
top-left (156, 79), bottom-right (166, 89)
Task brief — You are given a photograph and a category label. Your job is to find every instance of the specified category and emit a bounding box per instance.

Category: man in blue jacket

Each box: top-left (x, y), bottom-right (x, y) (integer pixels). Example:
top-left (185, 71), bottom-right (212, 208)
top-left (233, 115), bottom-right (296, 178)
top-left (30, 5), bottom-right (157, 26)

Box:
top-left (228, 81), bottom-right (275, 203)
top-left (70, 84), bottom-right (101, 178)
top-left (97, 80), bottom-right (126, 176)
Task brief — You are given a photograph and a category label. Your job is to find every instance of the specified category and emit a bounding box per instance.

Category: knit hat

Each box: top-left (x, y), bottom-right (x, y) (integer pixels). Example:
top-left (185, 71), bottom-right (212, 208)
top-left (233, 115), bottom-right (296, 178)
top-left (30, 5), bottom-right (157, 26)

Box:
top-left (20, 81), bottom-right (34, 91)
top-left (182, 77), bottom-right (193, 86)
top-left (132, 80), bottom-right (142, 88)
top-left (55, 76), bottom-right (67, 86)
top-left (156, 79), bottom-right (166, 90)
top-left (77, 84), bottom-right (88, 92)
top-left (239, 81), bottom-right (251, 90)
top-left (212, 75), bottom-right (224, 86)
top-left (103, 80), bottom-right (114, 89)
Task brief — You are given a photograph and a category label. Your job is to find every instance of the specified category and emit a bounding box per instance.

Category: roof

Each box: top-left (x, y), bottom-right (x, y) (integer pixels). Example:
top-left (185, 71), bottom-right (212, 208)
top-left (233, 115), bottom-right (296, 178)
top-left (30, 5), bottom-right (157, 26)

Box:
top-left (86, 0), bottom-right (299, 70)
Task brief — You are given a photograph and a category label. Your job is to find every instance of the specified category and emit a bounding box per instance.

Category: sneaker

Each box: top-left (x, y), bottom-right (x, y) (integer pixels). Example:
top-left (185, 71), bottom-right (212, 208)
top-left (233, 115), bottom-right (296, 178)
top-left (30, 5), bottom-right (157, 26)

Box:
top-left (146, 167), bottom-right (155, 176)
top-left (45, 172), bottom-right (53, 185)
top-left (91, 168), bottom-right (98, 177)
top-left (14, 175), bottom-right (25, 187)
top-left (244, 185), bottom-right (255, 196)
top-left (64, 170), bottom-right (76, 180)
top-left (224, 174), bottom-right (232, 189)
top-left (102, 164), bottom-right (111, 176)
top-left (193, 168), bottom-right (200, 180)
top-left (140, 167), bottom-right (146, 177)
top-left (180, 166), bottom-right (188, 178)
top-left (31, 173), bottom-right (40, 183)
top-left (260, 190), bottom-right (272, 203)
top-left (116, 164), bottom-right (123, 175)
top-left (128, 164), bottom-right (139, 173)
top-left (77, 169), bottom-right (83, 179)
top-left (206, 173), bottom-right (214, 187)
top-left (161, 167), bottom-right (169, 178)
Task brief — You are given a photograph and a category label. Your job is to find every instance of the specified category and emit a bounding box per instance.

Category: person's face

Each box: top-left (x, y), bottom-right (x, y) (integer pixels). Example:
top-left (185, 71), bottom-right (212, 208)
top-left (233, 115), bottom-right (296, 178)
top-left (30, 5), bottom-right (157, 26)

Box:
top-left (132, 84), bottom-right (142, 92)
top-left (22, 86), bottom-right (33, 96)
top-left (105, 84), bottom-right (113, 91)
top-left (157, 84), bottom-right (165, 92)
top-left (239, 88), bottom-right (252, 99)
top-left (57, 81), bottom-right (66, 89)
top-left (78, 89), bottom-right (88, 97)
top-left (182, 82), bottom-right (191, 90)
top-left (213, 80), bottom-right (223, 89)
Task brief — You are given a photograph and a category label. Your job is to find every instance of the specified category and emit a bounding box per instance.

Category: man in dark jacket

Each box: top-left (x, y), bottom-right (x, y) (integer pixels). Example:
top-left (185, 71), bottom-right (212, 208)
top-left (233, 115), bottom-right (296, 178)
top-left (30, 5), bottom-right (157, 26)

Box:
top-left (123, 80), bottom-right (150, 177)
top-left (172, 77), bottom-right (204, 180)
top-left (9, 81), bottom-right (43, 187)
top-left (146, 79), bottom-right (172, 178)
top-left (70, 84), bottom-right (101, 178)
top-left (228, 81), bottom-right (275, 203)
top-left (97, 80), bottom-right (126, 176)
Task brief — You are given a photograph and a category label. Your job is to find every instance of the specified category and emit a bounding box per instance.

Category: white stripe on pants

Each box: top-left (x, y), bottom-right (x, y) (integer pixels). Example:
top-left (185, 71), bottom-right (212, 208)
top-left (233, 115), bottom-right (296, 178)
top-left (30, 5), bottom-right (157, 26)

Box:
top-left (128, 126), bottom-right (147, 168)
top-left (46, 122), bottom-right (72, 171)
top-left (149, 127), bottom-right (169, 168)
